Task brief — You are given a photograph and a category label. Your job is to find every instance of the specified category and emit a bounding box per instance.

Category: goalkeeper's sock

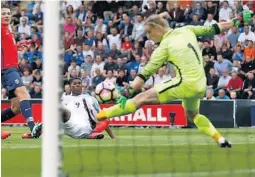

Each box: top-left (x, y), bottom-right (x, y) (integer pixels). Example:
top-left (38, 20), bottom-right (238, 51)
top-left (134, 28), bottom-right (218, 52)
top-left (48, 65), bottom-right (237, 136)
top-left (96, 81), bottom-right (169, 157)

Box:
top-left (193, 114), bottom-right (222, 142)
top-left (97, 100), bottom-right (136, 120)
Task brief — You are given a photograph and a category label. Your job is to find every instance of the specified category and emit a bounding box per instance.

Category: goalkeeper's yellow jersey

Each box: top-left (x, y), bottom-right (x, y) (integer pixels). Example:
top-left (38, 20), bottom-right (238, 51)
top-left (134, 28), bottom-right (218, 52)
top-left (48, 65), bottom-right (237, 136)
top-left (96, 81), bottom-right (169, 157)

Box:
top-left (139, 25), bottom-right (219, 85)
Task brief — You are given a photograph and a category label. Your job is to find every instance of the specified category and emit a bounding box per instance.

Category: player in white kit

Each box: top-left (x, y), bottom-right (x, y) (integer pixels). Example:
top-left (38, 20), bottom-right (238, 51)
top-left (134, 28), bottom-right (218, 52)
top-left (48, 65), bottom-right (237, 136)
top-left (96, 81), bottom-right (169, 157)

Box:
top-left (61, 78), bottom-right (115, 139)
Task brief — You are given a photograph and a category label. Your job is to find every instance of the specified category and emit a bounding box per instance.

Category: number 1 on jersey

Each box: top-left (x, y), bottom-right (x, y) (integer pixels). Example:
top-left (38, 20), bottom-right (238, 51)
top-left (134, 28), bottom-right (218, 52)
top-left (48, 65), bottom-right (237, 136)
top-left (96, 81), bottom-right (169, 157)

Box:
top-left (187, 43), bottom-right (201, 65)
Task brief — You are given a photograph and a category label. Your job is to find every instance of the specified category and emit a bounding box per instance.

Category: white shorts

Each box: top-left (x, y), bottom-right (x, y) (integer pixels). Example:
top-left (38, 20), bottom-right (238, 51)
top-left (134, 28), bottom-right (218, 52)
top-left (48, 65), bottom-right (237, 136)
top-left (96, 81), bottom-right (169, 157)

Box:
top-left (64, 116), bottom-right (93, 139)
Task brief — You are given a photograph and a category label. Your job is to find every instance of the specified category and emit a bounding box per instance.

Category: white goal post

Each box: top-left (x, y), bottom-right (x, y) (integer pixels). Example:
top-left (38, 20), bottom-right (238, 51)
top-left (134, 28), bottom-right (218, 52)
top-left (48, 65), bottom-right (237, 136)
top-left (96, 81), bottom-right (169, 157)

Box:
top-left (42, 1), bottom-right (62, 177)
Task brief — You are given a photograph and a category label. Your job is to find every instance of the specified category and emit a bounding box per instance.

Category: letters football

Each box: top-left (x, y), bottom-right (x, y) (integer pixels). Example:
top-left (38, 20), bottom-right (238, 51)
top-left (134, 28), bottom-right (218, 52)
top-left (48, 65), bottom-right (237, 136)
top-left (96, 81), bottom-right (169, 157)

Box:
top-left (95, 82), bottom-right (119, 103)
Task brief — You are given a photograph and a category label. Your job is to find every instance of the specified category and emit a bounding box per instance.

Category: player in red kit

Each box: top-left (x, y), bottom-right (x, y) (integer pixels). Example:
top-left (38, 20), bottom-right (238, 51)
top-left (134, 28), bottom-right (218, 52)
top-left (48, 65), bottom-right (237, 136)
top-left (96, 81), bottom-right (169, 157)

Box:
top-left (1, 4), bottom-right (42, 139)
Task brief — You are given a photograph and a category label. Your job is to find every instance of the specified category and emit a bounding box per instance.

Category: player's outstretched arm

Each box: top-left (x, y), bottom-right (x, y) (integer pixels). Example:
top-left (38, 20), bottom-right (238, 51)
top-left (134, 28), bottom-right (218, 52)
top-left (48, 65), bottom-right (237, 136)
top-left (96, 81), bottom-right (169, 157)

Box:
top-left (185, 20), bottom-right (234, 37)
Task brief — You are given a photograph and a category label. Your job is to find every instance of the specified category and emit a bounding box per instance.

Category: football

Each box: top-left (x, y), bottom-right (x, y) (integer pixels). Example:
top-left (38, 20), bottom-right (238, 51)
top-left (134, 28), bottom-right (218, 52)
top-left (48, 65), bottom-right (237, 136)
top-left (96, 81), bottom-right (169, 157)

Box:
top-left (95, 82), bottom-right (119, 103)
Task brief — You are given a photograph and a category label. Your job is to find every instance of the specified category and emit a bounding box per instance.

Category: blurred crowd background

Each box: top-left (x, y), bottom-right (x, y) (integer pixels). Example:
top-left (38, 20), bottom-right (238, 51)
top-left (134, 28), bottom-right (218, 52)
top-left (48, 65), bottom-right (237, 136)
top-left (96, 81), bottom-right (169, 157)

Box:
top-left (1, 0), bottom-right (255, 101)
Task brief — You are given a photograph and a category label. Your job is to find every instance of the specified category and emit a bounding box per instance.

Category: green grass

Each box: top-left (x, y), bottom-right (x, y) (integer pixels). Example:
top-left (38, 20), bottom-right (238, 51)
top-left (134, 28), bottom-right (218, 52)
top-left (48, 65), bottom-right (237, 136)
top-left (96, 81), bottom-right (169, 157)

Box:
top-left (2, 127), bottom-right (255, 177)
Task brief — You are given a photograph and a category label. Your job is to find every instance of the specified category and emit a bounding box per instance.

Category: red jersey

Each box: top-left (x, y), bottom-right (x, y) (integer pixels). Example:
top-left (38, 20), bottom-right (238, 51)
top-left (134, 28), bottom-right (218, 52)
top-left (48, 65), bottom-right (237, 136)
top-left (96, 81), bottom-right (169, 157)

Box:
top-left (227, 77), bottom-right (243, 90)
top-left (1, 24), bottom-right (18, 69)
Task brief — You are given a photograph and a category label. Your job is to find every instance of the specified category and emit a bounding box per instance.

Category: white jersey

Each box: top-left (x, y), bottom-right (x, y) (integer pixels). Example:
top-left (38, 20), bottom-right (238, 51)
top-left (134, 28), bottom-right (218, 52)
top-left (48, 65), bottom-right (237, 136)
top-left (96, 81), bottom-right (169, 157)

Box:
top-left (61, 94), bottom-right (100, 138)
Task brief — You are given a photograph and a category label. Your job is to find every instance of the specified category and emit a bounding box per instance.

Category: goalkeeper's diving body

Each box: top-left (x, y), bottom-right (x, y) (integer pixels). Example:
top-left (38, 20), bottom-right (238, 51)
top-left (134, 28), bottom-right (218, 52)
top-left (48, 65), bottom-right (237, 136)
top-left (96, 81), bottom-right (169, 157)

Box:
top-left (97, 14), bottom-right (234, 147)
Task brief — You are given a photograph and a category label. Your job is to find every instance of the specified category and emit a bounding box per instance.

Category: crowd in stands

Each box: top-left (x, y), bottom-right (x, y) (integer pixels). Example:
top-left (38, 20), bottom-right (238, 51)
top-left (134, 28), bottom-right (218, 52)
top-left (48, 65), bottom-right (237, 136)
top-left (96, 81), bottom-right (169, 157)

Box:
top-left (2, 0), bottom-right (255, 101)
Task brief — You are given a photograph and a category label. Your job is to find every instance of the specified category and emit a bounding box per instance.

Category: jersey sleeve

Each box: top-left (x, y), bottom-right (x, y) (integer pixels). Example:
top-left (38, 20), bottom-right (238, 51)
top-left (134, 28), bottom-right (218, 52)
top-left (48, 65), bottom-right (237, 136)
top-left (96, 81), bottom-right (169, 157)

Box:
top-left (185, 24), bottom-right (221, 37)
top-left (138, 39), bottom-right (169, 82)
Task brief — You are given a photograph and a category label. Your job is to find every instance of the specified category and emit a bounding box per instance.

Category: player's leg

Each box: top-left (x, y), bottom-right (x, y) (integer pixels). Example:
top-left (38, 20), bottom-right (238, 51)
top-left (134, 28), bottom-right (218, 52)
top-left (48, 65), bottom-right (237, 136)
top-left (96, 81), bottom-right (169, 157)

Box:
top-left (97, 87), bottom-right (160, 120)
top-left (1, 97), bottom-right (20, 122)
top-left (183, 98), bottom-right (231, 148)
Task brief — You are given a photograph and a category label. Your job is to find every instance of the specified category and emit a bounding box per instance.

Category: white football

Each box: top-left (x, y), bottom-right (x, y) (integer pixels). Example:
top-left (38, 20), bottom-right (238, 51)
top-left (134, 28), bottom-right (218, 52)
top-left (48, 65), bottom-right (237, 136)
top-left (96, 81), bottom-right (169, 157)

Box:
top-left (95, 82), bottom-right (119, 103)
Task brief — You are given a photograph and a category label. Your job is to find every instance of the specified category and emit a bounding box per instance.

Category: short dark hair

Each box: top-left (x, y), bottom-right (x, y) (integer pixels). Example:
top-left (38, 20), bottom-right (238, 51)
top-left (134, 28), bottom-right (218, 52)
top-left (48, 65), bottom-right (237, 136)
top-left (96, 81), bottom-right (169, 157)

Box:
top-left (70, 77), bottom-right (82, 84)
top-left (1, 2), bottom-right (10, 9)
top-left (217, 52), bottom-right (222, 56)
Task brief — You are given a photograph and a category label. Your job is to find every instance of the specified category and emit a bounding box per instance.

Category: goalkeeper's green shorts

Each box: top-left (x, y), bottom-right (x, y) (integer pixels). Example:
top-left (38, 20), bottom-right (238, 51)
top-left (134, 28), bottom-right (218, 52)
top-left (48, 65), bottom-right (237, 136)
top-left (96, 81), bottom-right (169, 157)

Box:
top-left (154, 76), bottom-right (206, 112)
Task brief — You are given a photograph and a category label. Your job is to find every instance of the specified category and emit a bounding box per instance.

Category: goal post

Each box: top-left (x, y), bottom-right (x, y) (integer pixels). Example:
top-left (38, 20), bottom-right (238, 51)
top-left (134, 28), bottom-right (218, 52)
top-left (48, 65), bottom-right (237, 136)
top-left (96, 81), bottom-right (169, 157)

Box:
top-left (42, 1), bottom-right (62, 177)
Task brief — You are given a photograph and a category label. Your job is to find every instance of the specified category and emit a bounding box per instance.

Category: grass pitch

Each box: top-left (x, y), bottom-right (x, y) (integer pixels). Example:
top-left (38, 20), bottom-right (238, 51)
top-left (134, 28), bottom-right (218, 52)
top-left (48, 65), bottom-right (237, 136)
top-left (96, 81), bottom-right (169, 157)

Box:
top-left (2, 127), bottom-right (255, 177)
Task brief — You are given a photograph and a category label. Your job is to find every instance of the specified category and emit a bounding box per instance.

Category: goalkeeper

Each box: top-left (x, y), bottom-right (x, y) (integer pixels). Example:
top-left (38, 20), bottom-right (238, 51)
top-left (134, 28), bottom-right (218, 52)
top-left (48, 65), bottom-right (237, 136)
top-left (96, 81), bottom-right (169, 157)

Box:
top-left (98, 14), bottom-right (235, 148)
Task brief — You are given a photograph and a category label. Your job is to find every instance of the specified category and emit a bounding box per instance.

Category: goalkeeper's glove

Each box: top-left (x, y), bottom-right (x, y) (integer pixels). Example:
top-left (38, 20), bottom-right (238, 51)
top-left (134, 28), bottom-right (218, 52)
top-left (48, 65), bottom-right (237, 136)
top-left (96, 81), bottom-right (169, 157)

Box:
top-left (116, 87), bottom-right (136, 109)
top-left (231, 18), bottom-right (241, 27)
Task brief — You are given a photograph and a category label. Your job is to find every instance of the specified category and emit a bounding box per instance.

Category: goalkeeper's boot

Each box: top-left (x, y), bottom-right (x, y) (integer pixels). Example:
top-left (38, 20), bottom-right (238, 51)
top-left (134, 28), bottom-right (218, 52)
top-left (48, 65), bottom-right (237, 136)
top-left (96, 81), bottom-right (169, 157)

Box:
top-left (97, 109), bottom-right (107, 121)
top-left (22, 123), bottom-right (42, 139)
top-left (217, 137), bottom-right (232, 148)
top-left (88, 132), bottom-right (104, 139)
top-left (1, 131), bottom-right (11, 140)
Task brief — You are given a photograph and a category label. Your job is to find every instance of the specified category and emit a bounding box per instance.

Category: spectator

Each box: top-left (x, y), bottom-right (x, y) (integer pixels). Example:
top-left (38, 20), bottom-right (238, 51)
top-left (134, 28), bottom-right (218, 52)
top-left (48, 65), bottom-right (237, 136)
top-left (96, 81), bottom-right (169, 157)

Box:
top-left (203, 88), bottom-right (216, 100)
top-left (91, 68), bottom-right (105, 89)
top-left (204, 55), bottom-right (214, 75)
top-left (167, 3), bottom-right (185, 28)
top-left (103, 56), bottom-right (119, 75)
top-left (116, 69), bottom-right (128, 87)
top-left (138, 56), bottom-right (148, 73)
top-left (1, 88), bottom-right (8, 100)
top-left (68, 60), bottom-right (80, 74)
top-left (31, 70), bottom-right (43, 88)
top-left (240, 56), bottom-right (255, 79)
top-left (214, 52), bottom-right (233, 76)
top-left (244, 40), bottom-right (255, 60)
top-left (63, 16), bottom-right (75, 38)
top-left (113, 7), bottom-right (125, 27)
top-left (191, 2), bottom-right (206, 22)
top-left (30, 85), bottom-right (42, 99)
top-left (156, 1), bottom-right (167, 15)
top-left (76, 4), bottom-right (86, 23)
top-left (72, 45), bottom-right (83, 65)
top-left (82, 43), bottom-right (94, 59)
top-left (226, 70), bottom-right (243, 97)
top-left (144, 1), bottom-right (157, 18)
top-left (94, 42), bottom-right (108, 59)
top-left (242, 72), bottom-right (255, 99)
top-left (232, 45), bottom-right (244, 62)
top-left (214, 32), bottom-right (228, 51)
top-left (91, 55), bottom-right (105, 77)
top-left (216, 89), bottom-right (230, 100)
top-left (206, 1), bottom-right (218, 21)
top-left (94, 18), bottom-right (107, 35)
top-left (84, 31), bottom-right (95, 47)
top-left (81, 55), bottom-right (94, 76)
top-left (107, 27), bottom-right (121, 50)
top-left (219, 1), bottom-right (232, 22)
top-left (227, 26), bottom-right (240, 48)
top-left (202, 40), bottom-right (217, 60)
top-left (119, 16), bottom-right (133, 37)
top-left (12, 6), bottom-right (21, 26)
top-left (146, 67), bottom-right (171, 87)
top-left (121, 36), bottom-right (132, 52)
top-left (249, 14), bottom-right (255, 32)
top-left (183, 4), bottom-right (193, 23)
top-left (132, 41), bottom-right (143, 57)
top-left (221, 42), bottom-right (233, 61)
top-left (18, 17), bottom-right (31, 36)
top-left (207, 68), bottom-right (219, 89)
top-left (63, 31), bottom-right (74, 50)
top-left (238, 25), bottom-right (255, 45)
top-left (85, 10), bottom-right (97, 24)
top-left (65, 5), bottom-right (75, 19)
top-left (33, 5), bottom-right (43, 26)
top-left (132, 14), bottom-right (145, 41)
top-left (127, 69), bottom-right (137, 84)
top-left (22, 69), bottom-right (33, 90)
top-left (217, 69), bottom-right (232, 90)
top-left (104, 70), bottom-right (116, 84)
top-left (73, 29), bottom-right (85, 46)
top-left (62, 84), bottom-right (71, 100)
top-left (84, 18), bottom-right (95, 33)
top-left (93, 32), bottom-right (108, 50)
top-left (31, 57), bottom-right (43, 72)
top-left (143, 40), bottom-right (154, 59)
top-left (229, 91), bottom-right (237, 99)
top-left (81, 70), bottom-right (91, 88)
top-left (204, 13), bottom-right (217, 27)
top-left (108, 43), bottom-right (121, 58)
top-left (25, 1), bottom-right (35, 20)
top-left (232, 60), bottom-right (241, 72)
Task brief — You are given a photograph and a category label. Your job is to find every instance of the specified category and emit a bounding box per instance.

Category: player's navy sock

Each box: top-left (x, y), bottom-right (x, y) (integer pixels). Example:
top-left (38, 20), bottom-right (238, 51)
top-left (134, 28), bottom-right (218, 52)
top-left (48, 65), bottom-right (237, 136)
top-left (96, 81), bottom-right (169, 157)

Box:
top-left (20, 100), bottom-right (35, 132)
top-left (1, 108), bottom-right (16, 122)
